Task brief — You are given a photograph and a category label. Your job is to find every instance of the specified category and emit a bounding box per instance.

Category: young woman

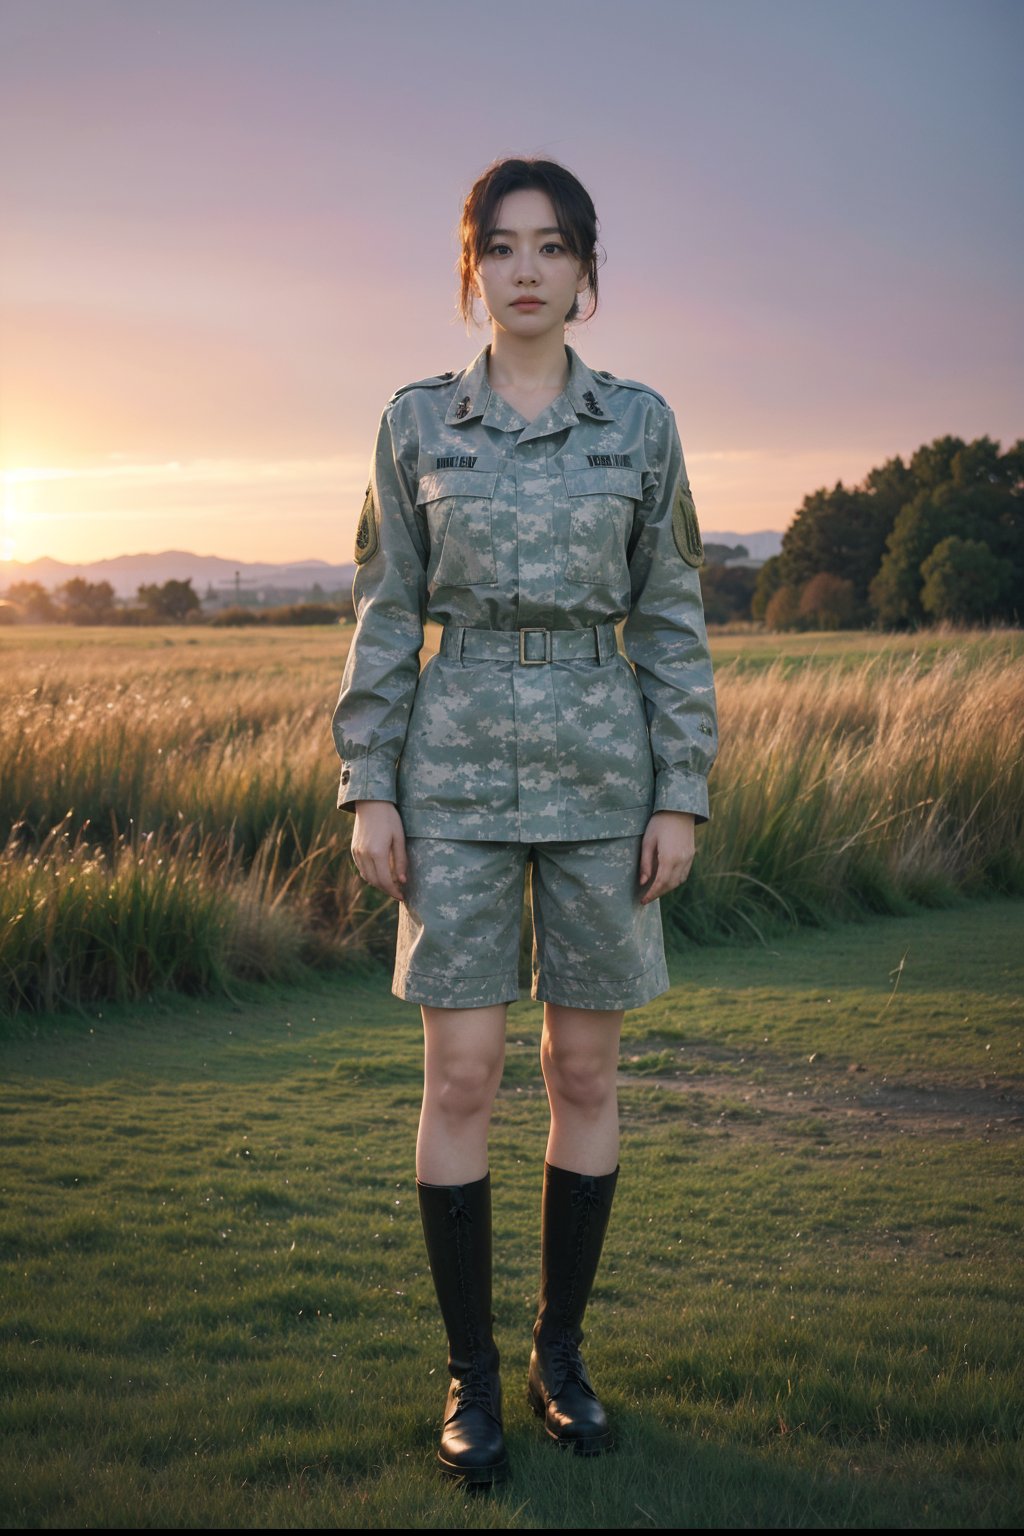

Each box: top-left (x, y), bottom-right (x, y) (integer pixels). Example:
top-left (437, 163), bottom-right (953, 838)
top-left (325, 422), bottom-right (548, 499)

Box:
top-left (332, 157), bottom-right (717, 1485)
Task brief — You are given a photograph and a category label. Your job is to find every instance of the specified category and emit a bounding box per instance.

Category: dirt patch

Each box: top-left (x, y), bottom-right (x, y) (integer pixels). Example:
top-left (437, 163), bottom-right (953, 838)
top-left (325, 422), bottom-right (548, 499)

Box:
top-left (615, 1065), bottom-right (1024, 1141)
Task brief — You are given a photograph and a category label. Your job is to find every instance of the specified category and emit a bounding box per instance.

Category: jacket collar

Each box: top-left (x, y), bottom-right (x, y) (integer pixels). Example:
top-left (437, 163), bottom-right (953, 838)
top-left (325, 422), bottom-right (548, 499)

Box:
top-left (564, 346), bottom-right (617, 423)
top-left (444, 344), bottom-right (617, 433)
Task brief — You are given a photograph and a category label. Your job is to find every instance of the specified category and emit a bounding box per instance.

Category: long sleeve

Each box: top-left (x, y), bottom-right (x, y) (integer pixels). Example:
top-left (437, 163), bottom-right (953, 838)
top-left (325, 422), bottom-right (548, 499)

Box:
top-left (621, 404), bottom-right (718, 823)
top-left (331, 402), bottom-right (428, 812)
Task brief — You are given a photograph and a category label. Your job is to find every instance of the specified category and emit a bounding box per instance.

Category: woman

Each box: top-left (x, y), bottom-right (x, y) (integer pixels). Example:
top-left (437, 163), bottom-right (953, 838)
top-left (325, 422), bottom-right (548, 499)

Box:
top-left (332, 157), bottom-right (717, 1485)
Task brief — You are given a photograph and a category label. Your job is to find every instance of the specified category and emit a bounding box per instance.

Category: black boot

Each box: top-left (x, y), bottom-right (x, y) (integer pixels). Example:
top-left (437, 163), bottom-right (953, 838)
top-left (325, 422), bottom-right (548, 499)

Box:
top-left (527, 1161), bottom-right (619, 1454)
top-left (416, 1172), bottom-right (509, 1485)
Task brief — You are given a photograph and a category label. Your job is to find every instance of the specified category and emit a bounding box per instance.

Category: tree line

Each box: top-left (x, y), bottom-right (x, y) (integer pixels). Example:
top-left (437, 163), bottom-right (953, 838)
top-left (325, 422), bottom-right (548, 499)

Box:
top-left (751, 434), bottom-right (1022, 630)
top-left (0, 577), bottom-right (356, 626)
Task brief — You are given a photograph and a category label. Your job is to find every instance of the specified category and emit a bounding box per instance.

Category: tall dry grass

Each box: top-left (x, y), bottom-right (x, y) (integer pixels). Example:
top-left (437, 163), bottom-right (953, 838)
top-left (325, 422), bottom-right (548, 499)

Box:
top-left (672, 647), bottom-right (1024, 944)
top-left (1, 627), bottom-right (1021, 1015)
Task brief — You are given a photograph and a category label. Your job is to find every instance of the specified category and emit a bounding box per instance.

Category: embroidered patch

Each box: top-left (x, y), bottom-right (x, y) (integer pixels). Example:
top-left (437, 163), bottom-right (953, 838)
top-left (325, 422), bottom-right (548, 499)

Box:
top-left (586, 453), bottom-right (632, 468)
top-left (582, 389), bottom-right (605, 416)
top-left (354, 485), bottom-right (379, 565)
top-left (435, 455), bottom-right (477, 469)
top-left (671, 485), bottom-right (704, 567)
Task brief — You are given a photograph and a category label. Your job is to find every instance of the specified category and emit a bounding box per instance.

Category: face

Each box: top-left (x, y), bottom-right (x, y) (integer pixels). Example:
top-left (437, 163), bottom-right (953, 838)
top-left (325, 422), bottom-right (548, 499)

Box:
top-left (472, 187), bottom-right (589, 339)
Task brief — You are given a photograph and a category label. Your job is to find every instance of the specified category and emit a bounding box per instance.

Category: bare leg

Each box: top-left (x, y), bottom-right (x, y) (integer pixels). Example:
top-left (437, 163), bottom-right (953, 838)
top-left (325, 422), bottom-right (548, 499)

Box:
top-left (540, 1002), bottom-right (623, 1175)
top-left (416, 1003), bottom-right (507, 1185)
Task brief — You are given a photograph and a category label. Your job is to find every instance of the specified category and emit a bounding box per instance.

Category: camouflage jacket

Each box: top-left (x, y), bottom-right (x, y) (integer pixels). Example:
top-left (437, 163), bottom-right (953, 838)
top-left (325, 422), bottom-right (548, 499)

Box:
top-left (331, 344), bottom-right (718, 840)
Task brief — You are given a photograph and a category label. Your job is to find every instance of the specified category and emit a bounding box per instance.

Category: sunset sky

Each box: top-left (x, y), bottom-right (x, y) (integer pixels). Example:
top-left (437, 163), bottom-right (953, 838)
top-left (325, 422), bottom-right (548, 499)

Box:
top-left (2, 0), bottom-right (1022, 567)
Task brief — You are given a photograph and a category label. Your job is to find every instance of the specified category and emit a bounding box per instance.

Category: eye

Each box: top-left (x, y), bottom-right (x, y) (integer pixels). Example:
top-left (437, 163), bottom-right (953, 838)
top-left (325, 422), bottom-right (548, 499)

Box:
top-left (541, 242), bottom-right (565, 255)
top-left (486, 242), bottom-right (512, 257)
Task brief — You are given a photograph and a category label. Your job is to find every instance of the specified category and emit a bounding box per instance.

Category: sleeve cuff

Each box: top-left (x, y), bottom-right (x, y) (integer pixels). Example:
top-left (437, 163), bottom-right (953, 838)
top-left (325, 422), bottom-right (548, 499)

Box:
top-left (336, 752), bottom-right (399, 812)
top-left (652, 767), bottom-right (710, 825)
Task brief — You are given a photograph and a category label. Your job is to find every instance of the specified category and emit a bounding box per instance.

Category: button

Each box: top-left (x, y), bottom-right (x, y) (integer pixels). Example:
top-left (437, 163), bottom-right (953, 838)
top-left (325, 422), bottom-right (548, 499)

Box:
top-left (341, 768), bottom-right (351, 785)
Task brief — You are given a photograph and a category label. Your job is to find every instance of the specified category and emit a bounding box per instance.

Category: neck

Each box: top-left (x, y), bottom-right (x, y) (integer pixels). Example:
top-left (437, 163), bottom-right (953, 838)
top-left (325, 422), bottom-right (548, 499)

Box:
top-left (487, 328), bottom-right (570, 390)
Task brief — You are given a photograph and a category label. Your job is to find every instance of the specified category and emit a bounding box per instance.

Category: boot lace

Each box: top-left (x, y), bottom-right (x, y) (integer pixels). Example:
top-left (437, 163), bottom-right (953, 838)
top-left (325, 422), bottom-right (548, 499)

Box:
top-left (570, 1178), bottom-right (603, 1215)
top-left (544, 1329), bottom-right (587, 1386)
top-left (452, 1364), bottom-right (495, 1415)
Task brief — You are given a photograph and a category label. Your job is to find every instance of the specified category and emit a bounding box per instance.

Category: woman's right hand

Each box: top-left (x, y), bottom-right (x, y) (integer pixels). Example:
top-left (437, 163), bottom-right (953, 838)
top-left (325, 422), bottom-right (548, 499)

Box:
top-left (350, 801), bottom-right (409, 901)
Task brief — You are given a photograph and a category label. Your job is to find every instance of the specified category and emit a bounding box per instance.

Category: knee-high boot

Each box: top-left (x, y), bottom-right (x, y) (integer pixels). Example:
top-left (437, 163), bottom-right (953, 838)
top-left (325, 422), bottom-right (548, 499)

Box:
top-left (416, 1171), bottom-right (509, 1484)
top-left (527, 1161), bottom-right (619, 1454)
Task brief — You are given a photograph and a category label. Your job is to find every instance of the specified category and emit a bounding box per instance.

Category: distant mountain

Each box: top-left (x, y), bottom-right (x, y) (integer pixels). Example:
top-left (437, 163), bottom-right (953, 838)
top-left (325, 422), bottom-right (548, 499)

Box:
top-left (702, 530), bottom-right (782, 561)
top-left (0, 551), bottom-right (357, 599)
top-left (1, 531), bottom-right (782, 598)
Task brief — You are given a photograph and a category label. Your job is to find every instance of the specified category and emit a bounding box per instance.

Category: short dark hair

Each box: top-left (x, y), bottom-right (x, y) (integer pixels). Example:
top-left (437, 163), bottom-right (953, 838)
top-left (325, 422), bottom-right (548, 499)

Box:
top-left (458, 157), bottom-right (600, 326)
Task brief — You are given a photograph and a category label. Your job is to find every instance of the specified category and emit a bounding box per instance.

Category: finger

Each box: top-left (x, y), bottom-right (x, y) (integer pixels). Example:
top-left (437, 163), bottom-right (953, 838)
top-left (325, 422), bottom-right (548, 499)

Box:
top-left (391, 830), bottom-right (408, 886)
top-left (641, 860), bottom-right (686, 903)
top-left (366, 851), bottom-right (402, 901)
top-left (638, 836), bottom-right (657, 889)
top-left (360, 852), bottom-right (380, 891)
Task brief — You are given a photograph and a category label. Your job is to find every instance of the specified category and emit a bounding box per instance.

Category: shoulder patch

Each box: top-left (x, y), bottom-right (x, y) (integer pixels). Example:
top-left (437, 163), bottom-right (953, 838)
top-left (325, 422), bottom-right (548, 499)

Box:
top-left (672, 485), bottom-right (704, 568)
top-left (354, 485), bottom-right (379, 565)
top-left (389, 371), bottom-right (457, 403)
top-left (597, 371), bottom-right (669, 408)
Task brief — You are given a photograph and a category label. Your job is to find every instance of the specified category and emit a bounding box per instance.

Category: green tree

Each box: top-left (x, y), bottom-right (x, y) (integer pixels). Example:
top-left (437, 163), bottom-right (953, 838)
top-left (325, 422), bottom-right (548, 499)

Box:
top-left (779, 481), bottom-right (891, 608)
top-left (871, 446), bottom-right (1023, 628)
top-left (752, 555), bottom-right (784, 622)
top-left (4, 581), bottom-right (56, 621)
top-left (57, 578), bottom-right (117, 624)
top-left (908, 435), bottom-right (967, 491)
top-left (920, 537), bottom-right (1013, 624)
top-left (137, 578), bottom-right (201, 622)
top-left (697, 565), bottom-right (758, 624)
top-left (702, 542), bottom-right (749, 565)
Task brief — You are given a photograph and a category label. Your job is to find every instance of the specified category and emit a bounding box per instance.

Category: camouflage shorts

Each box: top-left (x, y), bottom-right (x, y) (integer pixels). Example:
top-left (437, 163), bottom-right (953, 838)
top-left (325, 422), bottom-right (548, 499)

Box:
top-left (393, 835), bottom-right (669, 1011)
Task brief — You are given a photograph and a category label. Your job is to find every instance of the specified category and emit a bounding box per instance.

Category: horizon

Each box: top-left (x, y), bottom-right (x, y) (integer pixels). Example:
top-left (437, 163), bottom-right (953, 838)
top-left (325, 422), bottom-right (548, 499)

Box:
top-left (0, 526), bottom-right (784, 574)
top-left (3, 0), bottom-right (1022, 566)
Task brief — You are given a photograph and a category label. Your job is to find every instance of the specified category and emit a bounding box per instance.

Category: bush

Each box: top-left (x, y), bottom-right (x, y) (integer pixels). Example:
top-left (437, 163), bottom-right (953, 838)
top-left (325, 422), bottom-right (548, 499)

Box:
top-left (798, 573), bottom-right (859, 630)
top-left (210, 606), bottom-right (264, 627)
top-left (763, 584), bottom-right (803, 631)
top-left (262, 603), bottom-right (346, 626)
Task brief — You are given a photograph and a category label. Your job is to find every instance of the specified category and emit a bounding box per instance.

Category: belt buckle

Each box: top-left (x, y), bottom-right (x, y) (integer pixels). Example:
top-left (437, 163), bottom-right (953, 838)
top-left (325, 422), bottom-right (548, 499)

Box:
top-left (519, 627), bottom-right (552, 665)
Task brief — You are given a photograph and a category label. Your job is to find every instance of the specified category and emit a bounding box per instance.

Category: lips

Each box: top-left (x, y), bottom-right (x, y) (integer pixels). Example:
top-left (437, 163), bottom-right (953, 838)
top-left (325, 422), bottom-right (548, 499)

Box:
top-left (512, 298), bottom-right (544, 309)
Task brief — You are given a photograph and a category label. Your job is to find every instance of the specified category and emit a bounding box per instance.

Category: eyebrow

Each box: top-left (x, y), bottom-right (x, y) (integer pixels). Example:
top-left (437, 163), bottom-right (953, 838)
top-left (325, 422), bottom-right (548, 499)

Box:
top-left (484, 226), bottom-right (567, 239)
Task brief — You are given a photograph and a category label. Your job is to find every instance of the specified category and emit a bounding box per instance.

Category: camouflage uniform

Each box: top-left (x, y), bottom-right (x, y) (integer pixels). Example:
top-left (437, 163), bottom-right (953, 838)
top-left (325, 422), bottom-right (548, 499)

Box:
top-left (331, 344), bottom-right (717, 1009)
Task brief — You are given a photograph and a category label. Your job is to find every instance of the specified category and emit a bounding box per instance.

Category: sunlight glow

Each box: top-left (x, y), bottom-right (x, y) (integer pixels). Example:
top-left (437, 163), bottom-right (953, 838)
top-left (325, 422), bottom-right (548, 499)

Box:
top-left (1, 472), bottom-right (29, 561)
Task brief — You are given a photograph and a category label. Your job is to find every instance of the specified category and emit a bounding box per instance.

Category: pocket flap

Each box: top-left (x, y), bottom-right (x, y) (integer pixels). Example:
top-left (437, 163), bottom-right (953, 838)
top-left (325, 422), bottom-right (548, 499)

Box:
top-left (416, 465), bottom-right (499, 504)
top-left (562, 465), bottom-right (643, 500)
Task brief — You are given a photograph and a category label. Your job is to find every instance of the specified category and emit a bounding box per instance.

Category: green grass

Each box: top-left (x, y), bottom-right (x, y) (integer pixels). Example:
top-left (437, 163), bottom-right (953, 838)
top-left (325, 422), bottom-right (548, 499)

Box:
top-left (2, 899), bottom-right (1022, 1527)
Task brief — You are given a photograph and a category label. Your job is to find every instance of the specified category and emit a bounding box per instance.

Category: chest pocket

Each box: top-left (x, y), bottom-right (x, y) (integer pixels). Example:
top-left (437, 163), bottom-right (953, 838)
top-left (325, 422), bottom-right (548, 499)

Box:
top-left (416, 462), bottom-right (500, 588)
top-left (561, 460), bottom-right (644, 584)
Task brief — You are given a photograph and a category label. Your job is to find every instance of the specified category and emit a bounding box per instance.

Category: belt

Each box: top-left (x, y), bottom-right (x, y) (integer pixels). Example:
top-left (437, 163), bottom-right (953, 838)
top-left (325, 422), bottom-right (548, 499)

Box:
top-left (440, 622), bottom-right (619, 666)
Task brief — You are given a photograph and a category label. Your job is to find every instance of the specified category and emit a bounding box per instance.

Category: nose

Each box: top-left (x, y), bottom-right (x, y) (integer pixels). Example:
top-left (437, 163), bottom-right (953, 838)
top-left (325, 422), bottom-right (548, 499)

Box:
top-left (513, 251), bottom-right (539, 285)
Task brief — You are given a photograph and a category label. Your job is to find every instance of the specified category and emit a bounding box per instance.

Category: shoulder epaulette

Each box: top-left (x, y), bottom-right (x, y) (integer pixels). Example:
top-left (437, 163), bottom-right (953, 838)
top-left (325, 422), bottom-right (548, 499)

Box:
top-left (595, 370), bottom-right (669, 408)
top-left (388, 371), bottom-right (458, 403)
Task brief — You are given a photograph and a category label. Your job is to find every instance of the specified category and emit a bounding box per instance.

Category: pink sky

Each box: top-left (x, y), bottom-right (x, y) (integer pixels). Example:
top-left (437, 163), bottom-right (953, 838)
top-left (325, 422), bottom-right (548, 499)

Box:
top-left (2, 0), bottom-right (1022, 566)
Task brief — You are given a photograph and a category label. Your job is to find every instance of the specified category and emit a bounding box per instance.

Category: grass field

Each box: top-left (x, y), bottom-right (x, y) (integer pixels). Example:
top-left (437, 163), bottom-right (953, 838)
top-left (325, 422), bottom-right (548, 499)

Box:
top-left (1, 898), bottom-right (1022, 1528)
top-left (2, 623), bottom-right (1022, 1016)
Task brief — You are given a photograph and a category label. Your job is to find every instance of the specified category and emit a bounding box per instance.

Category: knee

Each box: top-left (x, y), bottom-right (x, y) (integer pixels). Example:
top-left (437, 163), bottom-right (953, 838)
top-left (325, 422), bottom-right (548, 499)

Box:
top-left (428, 1054), bottom-right (502, 1119)
top-left (541, 1040), bottom-right (616, 1113)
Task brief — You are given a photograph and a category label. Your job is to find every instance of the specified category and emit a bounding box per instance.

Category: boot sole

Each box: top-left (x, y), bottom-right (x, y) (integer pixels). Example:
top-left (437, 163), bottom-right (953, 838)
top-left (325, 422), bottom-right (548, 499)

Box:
top-left (437, 1451), bottom-right (510, 1485)
top-left (527, 1383), bottom-right (613, 1455)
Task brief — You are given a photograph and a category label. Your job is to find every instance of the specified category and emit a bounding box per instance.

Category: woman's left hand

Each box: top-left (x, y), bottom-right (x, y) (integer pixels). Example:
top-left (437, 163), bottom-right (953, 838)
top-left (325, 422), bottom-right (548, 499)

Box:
top-left (638, 811), bottom-right (697, 904)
